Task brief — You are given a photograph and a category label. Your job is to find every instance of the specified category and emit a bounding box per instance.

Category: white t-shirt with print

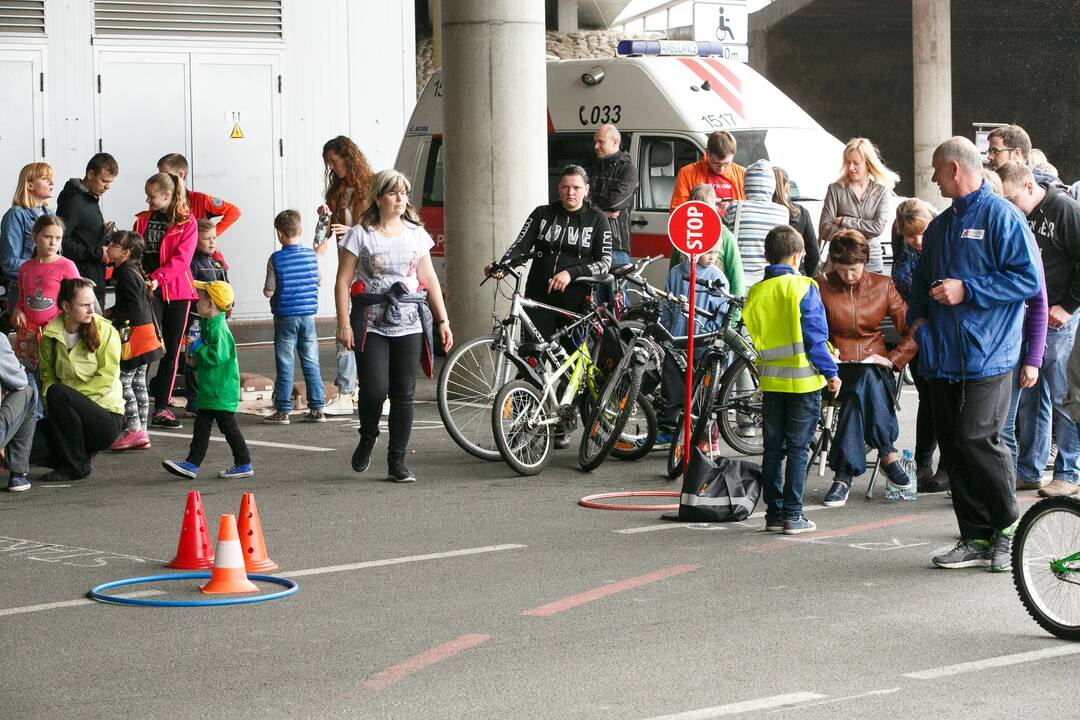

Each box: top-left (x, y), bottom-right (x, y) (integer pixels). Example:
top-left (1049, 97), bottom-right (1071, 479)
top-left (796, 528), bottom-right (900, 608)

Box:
top-left (339, 222), bottom-right (433, 337)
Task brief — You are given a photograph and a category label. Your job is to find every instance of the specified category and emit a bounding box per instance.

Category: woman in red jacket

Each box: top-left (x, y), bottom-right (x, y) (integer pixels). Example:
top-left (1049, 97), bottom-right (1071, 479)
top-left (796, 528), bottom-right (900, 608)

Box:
top-left (133, 172), bottom-right (197, 429)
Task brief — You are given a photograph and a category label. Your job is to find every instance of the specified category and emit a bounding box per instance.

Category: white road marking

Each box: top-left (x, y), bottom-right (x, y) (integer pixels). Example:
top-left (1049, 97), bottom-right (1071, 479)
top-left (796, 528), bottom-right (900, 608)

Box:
top-left (0, 590), bottom-right (164, 617)
top-left (615, 505), bottom-right (828, 534)
top-left (278, 543), bottom-right (528, 578)
top-left (767, 688), bottom-right (900, 713)
top-left (643, 692), bottom-right (827, 719)
top-left (904, 646), bottom-right (1080, 680)
top-left (148, 431), bottom-right (335, 452)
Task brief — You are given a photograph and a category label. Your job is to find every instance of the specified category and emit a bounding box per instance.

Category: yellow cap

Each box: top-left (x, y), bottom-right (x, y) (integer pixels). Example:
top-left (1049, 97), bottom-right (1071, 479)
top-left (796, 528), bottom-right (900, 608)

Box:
top-left (193, 280), bottom-right (234, 311)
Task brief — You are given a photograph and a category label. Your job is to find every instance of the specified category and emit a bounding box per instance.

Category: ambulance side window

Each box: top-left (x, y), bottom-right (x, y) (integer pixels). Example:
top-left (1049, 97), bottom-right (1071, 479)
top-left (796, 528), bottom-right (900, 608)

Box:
top-left (422, 138), bottom-right (445, 207)
top-left (638, 136), bottom-right (700, 211)
top-left (546, 132), bottom-right (631, 202)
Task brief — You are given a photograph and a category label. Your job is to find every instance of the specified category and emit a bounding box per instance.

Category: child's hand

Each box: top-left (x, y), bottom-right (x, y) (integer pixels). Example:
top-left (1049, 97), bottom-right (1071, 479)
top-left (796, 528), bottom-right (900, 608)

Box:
top-left (826, 375), bottom-right (842, 395)
top-left (186, 354), bottom-right (196, 367)
top-left (10, 308), bottom-right (25, 329)
top-left (148, 278), bottom-right (159, 292)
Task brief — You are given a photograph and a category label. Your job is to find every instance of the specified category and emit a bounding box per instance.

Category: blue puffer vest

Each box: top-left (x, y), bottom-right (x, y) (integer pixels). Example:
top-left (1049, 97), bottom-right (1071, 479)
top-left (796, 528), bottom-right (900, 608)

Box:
top-left (270, 244), bottom-right (319, 317)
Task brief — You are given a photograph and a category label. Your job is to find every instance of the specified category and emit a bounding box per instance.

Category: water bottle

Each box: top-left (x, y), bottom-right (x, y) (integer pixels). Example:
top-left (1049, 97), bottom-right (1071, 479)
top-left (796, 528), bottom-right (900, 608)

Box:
top-left (312, 208), bottom-right (331, 248)
top-left (884, 449), bottom-right (919, 502)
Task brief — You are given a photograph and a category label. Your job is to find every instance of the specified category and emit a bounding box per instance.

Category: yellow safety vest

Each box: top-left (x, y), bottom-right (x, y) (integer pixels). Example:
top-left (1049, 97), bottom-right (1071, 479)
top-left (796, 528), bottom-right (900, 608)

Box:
top-left (744, 274), bottom-right (826, 394)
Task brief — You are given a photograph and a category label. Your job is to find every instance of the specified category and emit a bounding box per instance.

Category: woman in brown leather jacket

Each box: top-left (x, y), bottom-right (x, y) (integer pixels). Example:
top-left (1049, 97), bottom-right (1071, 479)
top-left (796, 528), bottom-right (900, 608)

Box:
top-left (814, 229), bottom-right (918, 506)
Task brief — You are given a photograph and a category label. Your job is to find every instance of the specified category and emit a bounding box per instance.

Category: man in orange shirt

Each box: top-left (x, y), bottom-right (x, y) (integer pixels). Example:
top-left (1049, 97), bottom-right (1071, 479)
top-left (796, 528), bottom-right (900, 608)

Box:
top-left (157, 154), bottom-right (241, 266)
top-left (669, 130), bottom-right (746, 214)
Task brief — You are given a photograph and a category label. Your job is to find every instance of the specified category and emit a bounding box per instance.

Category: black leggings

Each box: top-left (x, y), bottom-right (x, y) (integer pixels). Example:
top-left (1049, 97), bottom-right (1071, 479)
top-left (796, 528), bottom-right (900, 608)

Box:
top-left (187, 409), bottom-right (250, 467)
top-left (149, 294), bottom-right (191, 407)
top-left (354, 331), bottom-right (422, 454)
top-left (30, 383), bottom-right (122, 479)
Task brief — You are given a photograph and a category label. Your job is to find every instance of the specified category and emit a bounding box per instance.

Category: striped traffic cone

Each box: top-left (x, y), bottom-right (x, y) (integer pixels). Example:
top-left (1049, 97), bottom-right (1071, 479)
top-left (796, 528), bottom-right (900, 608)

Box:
top-left (200, 514), bottom-right (259, 594)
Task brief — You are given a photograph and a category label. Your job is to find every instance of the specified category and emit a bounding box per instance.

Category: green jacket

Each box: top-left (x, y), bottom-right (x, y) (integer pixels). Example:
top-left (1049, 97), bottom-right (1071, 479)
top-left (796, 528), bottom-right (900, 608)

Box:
top-left (192, 311), bottom-right (239, 412)
top-left (39, 314), bottom-right (124, 415)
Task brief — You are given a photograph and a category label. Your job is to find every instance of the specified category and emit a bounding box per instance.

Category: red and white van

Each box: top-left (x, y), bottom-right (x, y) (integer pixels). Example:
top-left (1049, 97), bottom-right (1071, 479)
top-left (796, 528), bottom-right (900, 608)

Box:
top-left (395, 43), bottom-right (846, 286)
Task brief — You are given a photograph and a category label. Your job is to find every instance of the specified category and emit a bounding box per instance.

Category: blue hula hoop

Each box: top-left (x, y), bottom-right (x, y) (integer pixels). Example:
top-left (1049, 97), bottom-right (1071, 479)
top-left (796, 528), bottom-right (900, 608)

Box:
top-left (89, 572), bottom-right (298, 607)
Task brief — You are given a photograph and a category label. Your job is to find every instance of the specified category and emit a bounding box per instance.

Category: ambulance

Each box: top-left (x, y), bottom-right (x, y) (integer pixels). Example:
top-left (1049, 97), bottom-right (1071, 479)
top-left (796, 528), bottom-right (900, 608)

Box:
top-left (395, 40), bottom-right (847, 286)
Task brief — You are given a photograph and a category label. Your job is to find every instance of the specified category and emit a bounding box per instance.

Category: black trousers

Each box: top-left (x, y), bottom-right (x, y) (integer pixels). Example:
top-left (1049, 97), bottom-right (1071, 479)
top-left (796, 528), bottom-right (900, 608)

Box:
top-left (30, 383), bottom-right (122, 479)
top-left (149, 294), bottom-right (191, 407)
top-left (354, 331), bottom-right (422, 454)
top-left (930, 373), bottom-right (1018, 540)
top-left (911, 353), bottom-right (937, 468)
top-left (186, 409), bottom-right (250, 467)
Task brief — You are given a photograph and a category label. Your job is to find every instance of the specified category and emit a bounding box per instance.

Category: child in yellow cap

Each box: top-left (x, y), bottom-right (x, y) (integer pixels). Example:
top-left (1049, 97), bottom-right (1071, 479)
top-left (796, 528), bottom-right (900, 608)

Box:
top-left (162, 280), bottom-right (253, 479)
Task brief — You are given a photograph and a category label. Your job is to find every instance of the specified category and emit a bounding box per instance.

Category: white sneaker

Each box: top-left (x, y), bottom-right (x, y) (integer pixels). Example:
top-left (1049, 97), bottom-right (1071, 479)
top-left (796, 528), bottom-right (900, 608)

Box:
top-left (323, 393), bottom-right (355, 416)
top-left (382, 398), bottom-right (391, 416)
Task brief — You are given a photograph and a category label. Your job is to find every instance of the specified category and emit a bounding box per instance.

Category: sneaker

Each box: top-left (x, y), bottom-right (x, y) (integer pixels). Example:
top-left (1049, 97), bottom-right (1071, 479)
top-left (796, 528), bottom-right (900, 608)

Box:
top-left (1038, 479), bottom-right (1080, 498)
top-left (263, 410), bottom-right (290, 425)
top-left (783, 515), bottom-right (817, 535)
top-left (151, 409), bottom-right (183, 429)
top-left (1017, 476), bottom-right (1051, 491)
top-left (110, 429), bottom-right (151, 451)
top-left (388, 452), bottom-right (416, 483)
top-left (823, 480), bottom-right (850, 507)
top-left (990, 524), bottom-right (1017, 573)
top-left (649, 432), bottom-right (673, 450)
top-left (352, 436), bottom-right (377, 473)
top-left (7, 474), bottom-right (30, 492)
top-left (324, 393), bottom-right (354, 416)
top-left (303, 410), bottom-right (327, 423)
top-left (162, 459), bottom-right (198, 479)
top-left (765, 516), bottom-right (785, 532)
top-left (218, 463), bottom-right (254, 479)
top-left (931, 539), bottom-right (991, 568)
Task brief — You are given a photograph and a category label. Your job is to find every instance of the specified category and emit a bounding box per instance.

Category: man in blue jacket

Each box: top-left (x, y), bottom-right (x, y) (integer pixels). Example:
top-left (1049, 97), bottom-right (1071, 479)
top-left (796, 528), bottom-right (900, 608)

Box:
top-left (908, 137), bottom-right (1042, 573)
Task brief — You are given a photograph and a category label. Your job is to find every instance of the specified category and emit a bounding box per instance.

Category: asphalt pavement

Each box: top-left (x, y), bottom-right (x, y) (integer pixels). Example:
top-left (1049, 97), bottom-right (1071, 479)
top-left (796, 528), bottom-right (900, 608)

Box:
top-left (0, 340), bottom-right (1073, 719)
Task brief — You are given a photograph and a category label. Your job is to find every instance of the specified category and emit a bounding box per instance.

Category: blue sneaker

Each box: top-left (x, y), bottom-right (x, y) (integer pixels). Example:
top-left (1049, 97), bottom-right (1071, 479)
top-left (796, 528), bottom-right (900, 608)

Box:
top-left (218, 463), bottom-right (254, 479)
top-left (162, 459), bottom-right (198, 479)
top-left (7, 474), bottom-right (30, 492)
top-left (823, 480), bottom-right (850, 507)
top-left (648, 432), bottom-right (673, 450)
top-left (783, 515), bottom-right (817, 535)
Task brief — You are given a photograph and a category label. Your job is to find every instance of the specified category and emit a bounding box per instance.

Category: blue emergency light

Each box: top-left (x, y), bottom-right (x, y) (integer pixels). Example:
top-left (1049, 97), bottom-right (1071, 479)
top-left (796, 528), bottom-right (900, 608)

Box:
top-left (617, 40), bottom-right (727, 56)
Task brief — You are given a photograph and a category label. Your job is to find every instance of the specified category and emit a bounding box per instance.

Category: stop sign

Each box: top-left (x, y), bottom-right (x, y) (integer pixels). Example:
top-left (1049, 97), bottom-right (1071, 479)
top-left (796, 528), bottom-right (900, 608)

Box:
top-left (668, 200), bottom-right (722, 256)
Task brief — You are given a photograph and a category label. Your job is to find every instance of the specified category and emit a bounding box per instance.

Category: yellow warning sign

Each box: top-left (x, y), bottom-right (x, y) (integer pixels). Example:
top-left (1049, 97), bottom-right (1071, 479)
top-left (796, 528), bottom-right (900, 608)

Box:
top-left (230, 123), bottom-right (244, 139)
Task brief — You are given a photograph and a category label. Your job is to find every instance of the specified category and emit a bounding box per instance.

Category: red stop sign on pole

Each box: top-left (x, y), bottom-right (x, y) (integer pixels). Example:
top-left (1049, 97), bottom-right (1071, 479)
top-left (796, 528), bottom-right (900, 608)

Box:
top-left (667, 201), bottom-right (722, 474)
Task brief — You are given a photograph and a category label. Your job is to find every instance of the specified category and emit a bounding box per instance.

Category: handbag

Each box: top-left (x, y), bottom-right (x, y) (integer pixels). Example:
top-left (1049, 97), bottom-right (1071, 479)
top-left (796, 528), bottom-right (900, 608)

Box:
top-left (677, 447), bottom-right (762, 522)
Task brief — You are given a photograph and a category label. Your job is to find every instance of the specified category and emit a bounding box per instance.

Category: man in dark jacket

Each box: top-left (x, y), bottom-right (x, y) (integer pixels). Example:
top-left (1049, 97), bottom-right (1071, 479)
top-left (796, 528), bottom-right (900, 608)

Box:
top-left (56, 153), bottom-right (118, 309)
top-left (999, 161), bottom-right (1080, 497)
top-left (587, 124), bottom-right (637, 269)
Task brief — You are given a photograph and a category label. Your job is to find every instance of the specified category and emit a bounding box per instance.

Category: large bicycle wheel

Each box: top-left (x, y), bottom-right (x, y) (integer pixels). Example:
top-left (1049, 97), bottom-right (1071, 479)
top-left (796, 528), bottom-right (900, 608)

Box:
top-left (715, 357), bottom-right (764, 456)
top-left (438, 334), bottom-right (508, 461)
top-left (578, 358), bottom-right (645, 472)
top-left (491, 379), bottom-right (552, 476)
top-left (611, 395), bottom-right (657, 461)
top-left (667, 358), bottom-right (724, 479)
top-left (1013, 497), bottom-right (1080, 641)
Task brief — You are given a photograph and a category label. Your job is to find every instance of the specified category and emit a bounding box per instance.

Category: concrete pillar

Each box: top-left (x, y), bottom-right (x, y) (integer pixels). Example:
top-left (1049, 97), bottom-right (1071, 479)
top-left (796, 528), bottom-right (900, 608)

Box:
top-left (443, 1), bottom-right (547, 341)
top-left (912, 0), bottom-right (951, 207)
top-left (430, 0), bottom-right (442, 69)
top-left (557, 0), bottom-right (578, 33)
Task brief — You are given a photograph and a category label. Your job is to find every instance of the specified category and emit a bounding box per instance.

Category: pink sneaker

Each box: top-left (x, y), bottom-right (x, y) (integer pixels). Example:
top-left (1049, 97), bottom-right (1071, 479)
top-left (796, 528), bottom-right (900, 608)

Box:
top-left (111, 429), bottom-right (151, 451)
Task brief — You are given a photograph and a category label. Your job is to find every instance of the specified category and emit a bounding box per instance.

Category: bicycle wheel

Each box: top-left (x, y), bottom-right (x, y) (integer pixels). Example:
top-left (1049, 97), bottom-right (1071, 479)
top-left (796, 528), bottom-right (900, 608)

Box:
top-left (715, 357), bottom-right (764, 456)
top-left (667, 358), bottom-right (723, 479)
top-left (611, 395), bottom-right (657, 461)
top-left (491, 379), bottom-right (552, 476)
top-left (437, 334), bottom-right (508, 461)
top-left (578, 358), bottom-right (645, 472)
top-left (1013, 497), bottom-right (1080, 641)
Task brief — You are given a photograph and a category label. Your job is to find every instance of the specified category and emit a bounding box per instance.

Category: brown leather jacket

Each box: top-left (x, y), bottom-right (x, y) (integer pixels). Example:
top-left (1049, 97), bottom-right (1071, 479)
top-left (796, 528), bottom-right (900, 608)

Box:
top-left (814, 270), bottom-right (918, 370)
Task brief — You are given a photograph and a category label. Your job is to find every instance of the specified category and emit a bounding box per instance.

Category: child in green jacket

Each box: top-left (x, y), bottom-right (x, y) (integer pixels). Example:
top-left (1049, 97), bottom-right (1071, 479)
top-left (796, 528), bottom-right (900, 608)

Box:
top-left (162, 280), bottom-right (252, 479)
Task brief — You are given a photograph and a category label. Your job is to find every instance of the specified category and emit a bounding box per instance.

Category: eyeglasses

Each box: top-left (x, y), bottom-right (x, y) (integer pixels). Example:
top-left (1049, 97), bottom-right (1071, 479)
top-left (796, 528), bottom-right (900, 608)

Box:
top-left (986, 146), bottom-right (1016, 156)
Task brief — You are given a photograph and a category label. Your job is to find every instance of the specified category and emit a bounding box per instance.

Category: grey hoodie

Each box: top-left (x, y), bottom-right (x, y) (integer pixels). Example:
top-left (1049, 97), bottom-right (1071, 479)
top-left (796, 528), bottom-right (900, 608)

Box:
top-left (0, 334), bottom-right (28, 391)
top-left (722, 160), bottom-right (790, 285)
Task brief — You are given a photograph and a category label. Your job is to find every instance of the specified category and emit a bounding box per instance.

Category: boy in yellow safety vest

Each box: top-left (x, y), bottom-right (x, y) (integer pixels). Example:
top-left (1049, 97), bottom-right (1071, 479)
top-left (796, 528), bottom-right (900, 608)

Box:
top-left (743, 225), bottom-right (841, 535)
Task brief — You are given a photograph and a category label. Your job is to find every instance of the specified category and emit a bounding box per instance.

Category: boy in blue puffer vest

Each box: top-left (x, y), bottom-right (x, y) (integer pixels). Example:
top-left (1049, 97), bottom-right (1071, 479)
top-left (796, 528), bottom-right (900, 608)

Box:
top-left (262, 210), bottom-right (324, 424)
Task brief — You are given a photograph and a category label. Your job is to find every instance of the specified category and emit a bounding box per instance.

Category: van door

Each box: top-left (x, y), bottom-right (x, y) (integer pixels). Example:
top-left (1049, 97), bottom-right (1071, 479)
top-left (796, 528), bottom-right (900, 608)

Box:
top-left (418, 136), bottom-right (445, 277)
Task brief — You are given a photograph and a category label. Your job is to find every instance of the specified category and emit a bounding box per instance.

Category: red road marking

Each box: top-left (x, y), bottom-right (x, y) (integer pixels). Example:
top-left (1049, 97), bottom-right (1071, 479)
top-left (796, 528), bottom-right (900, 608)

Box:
top-left (743, 514), bottom-right (930, 554)
top-left (520, 564), bottom-right (700, 617)
top-left (362, 634), bottom-right (492, 691)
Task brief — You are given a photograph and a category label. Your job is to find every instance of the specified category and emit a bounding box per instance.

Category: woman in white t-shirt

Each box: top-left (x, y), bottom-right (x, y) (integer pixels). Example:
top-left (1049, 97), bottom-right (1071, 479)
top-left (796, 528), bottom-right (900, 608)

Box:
top-left (336, 169), bottom-right (453, 483)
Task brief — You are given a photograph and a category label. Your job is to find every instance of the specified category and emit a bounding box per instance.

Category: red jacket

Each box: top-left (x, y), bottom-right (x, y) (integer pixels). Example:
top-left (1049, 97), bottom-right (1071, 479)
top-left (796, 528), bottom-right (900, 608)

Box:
top-left (186, 190), bottom-right (240, 235)
top-left (133, 212), bottom-right (197, 302)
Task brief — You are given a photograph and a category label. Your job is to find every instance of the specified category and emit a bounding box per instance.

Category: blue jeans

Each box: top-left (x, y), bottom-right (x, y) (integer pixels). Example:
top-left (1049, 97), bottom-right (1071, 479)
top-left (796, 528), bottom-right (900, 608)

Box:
top-left (827, 365), bottom-right (898, 480)
top-left (335, 339), bottom-right (357, 393)
top-left (1017, 314), bottom-right (1080, 483)
top-left (273, 315), bottom-right (325, 412)
top-left (1001, 362), bottom-right (1024, 471)
top-left (761, 390), bottom-right (821, 521)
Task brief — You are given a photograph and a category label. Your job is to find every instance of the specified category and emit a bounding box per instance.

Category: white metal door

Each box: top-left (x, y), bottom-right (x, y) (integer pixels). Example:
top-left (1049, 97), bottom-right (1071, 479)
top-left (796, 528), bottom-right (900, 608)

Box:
top-left (190, 53), bottom-right (282, 318)
top-left (95, 51), bottom-right (191, 230)
top-left (0, 48), bottom-right (45, 175)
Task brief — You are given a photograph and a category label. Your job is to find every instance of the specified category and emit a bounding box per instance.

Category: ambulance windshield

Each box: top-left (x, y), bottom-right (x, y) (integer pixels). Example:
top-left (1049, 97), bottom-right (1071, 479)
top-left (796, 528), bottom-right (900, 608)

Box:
top-left (731, 128), bottom-right (844, 202)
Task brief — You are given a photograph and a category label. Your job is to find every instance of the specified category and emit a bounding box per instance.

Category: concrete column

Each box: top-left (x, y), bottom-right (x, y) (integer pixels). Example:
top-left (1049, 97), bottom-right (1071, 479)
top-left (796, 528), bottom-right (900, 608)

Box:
top-left (430, 0), bottom-right (442, 69)
top-left (912, 0), bottom-right (951, 207)
top-left (443, 1), bottom-right (547, 341)
top-left (557, 0), bottom-right (578, 33)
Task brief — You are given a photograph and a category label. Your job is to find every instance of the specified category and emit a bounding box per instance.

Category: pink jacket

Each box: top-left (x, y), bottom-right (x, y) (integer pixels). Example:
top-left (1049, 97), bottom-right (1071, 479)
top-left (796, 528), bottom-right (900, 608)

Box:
top-left (133, 212), bottom-right (197, 302)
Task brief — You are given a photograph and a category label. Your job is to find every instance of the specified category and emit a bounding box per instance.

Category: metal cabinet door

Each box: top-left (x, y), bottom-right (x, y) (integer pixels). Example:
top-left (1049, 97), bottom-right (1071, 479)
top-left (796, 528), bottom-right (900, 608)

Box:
top-left (0, 49), bottom-right (45, 171)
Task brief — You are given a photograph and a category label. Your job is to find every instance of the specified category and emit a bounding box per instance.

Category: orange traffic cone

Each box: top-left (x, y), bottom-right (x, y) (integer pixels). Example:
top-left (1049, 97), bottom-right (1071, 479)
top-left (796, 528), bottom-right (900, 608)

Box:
top-left (200, 514), bottom-right (259, 594)
top-left (168, 490), bottom-right (215, 569)
top-left (237, 492), bottom-right (278, 573)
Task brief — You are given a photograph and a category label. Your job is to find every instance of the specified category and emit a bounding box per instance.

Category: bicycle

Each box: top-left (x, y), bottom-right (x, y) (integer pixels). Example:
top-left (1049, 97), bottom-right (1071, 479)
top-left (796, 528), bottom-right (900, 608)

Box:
top-left (1012, 496), bottom-right (1080, 640)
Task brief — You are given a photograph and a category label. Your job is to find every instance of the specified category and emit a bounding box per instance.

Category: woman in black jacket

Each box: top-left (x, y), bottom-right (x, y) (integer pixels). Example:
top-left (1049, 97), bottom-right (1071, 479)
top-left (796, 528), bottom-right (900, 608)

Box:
top-left (773, 166), bottom-right (819, 276)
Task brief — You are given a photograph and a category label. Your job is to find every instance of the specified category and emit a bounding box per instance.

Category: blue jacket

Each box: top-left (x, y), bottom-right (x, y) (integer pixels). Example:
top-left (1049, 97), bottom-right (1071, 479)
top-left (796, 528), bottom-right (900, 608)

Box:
top-left (906, 181), bottom-right (1042, 381)
top-left (0, 204), bottom-right (51, 285)
top-left (763, 264), bottom-right (838, 379)
top-left (270, 244), bottom-right (319, 317)
top-left (660, 261), bottom-right (727, 340)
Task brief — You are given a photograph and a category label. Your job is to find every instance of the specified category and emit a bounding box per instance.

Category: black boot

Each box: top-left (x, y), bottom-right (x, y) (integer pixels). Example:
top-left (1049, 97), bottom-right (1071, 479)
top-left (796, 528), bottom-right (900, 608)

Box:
top-left (351, 435), bottom-right (377, 473)
top-left (388, 451), bottom-right (416, 483)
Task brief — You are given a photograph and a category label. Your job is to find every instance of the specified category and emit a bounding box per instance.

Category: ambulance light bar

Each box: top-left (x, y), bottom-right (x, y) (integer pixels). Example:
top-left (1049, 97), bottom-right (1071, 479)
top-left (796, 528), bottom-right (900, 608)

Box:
top-left (617, 40), bottom-right (727, 57)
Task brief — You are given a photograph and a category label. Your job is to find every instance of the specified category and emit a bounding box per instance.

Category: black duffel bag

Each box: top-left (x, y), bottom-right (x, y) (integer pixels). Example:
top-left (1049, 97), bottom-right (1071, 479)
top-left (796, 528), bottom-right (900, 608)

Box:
top-left (676, 447), bottom-right (762, 522)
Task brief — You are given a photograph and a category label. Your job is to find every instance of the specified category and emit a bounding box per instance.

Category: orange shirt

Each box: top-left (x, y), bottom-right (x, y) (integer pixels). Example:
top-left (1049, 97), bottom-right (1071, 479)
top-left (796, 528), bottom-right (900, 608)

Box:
top-left (669, 159), bottom-right (747, 210)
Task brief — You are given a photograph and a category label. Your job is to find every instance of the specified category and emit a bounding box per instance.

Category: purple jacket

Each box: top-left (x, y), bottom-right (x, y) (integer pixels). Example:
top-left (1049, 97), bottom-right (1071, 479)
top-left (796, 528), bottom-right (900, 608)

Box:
top-left (1021, 283), bottom-right (1048, 369)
